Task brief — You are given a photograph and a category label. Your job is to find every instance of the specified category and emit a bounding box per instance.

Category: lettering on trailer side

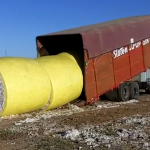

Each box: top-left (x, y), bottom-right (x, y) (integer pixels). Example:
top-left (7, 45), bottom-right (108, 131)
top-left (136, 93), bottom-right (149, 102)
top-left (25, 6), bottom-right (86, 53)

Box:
top-left (113, 47), bottom-right (128, 59)
top-left (143, 38), bottom-right (150, 45)
top-left (129, 41), bottom-right (141, 51)
top-left (112, 38), bottom-right (150, 59)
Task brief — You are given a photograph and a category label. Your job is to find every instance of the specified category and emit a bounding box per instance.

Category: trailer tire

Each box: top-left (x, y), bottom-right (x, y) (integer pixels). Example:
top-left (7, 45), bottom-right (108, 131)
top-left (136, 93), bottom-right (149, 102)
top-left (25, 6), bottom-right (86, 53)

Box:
top-left (129, 82), bottom-right (139, 100)
top-left (118, 82), bottom-right (130, 101)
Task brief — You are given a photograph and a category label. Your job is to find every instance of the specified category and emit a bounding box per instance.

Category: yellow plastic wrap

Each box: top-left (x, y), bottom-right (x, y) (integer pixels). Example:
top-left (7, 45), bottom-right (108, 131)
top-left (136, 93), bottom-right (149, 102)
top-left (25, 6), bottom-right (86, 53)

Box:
top-left (0, 57), bottom-right (52, 116)
top-left (35, 52), bottom-right (83, 110)
top-left (57, 52), bottom-right (77, 62)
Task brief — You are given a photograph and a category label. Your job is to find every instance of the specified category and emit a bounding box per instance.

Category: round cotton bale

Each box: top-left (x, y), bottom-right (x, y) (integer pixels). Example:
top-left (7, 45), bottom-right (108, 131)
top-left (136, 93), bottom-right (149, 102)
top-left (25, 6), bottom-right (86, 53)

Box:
top-left (0, 57), bottom-right (52, 116)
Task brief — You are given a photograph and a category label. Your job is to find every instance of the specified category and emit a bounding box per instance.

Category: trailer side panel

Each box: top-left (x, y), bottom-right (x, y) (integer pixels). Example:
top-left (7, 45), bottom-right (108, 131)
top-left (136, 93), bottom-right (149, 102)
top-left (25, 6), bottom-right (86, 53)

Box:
top-left (84, 38), bottom-right (150, 102)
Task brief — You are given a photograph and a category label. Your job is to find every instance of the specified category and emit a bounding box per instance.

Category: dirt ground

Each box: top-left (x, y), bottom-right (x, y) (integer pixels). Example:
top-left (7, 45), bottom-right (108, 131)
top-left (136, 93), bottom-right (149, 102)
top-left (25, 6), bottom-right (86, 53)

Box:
top-left (0, 93), bottom-right (150, 150)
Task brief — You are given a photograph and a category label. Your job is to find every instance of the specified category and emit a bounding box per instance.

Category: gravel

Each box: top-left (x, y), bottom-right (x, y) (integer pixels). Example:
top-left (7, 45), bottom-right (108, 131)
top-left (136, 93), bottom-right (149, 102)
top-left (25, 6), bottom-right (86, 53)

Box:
top-left (1, 96), bottom-right (150, 150)
top-left (59, 114), bottom-right (150, 149)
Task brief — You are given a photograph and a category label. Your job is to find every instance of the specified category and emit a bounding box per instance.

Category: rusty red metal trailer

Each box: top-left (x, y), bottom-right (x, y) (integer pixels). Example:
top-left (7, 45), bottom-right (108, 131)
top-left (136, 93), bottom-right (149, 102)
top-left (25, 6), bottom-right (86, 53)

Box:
top-left (36, 15), bottom-right (150, 105)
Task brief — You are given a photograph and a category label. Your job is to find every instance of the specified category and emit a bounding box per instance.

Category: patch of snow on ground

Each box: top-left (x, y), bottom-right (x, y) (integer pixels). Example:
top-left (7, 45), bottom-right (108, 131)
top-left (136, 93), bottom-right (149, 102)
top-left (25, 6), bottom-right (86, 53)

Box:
top-left (96, 99), bottom-right (138, 109)
top-left (13, 105), bottom-right (84, 125)
top-left (15, 117), bottom-right (40, 125)
top-left (63, 129), bottom-right (80, 141)
top-left (59, 114), bottom-right (150, 149)
top-left (1, 99), bottom-right (138, 125)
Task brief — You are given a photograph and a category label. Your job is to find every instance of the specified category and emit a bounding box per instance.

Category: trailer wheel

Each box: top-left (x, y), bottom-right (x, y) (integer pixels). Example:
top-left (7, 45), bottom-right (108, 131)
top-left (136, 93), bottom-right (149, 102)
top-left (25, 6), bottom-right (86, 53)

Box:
top-left (129, 82), bottom-right (139, 100)
top-left (118, 82), bottom-right (130, 101)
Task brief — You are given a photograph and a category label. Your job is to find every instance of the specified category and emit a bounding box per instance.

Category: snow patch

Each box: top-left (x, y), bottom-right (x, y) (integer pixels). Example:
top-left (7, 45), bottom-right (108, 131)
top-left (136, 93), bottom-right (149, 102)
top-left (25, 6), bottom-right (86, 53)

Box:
top-left (96, 99), bottom-right (138, 109)
top-left (13, 105), bottom-right (84, 125)
top-left (2, 99), bottom-right (139, 127)
top-left (60, 114), bottom-right (150, 148)
top-left (15, 117), bottom-right (39, 125)
top-left (1, 99), bottom-right (138, 123)
top-left (63, 129), bottom-right (80, 141)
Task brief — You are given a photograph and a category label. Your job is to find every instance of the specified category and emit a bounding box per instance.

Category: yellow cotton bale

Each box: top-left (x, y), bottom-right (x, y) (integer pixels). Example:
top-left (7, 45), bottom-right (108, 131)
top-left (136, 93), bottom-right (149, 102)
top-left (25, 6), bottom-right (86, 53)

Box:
top-left (0, 57), bottom-right (51, 116)
top-left (57, 52), bottom-right (77, 62)
top-left (35, 52), bottom-right (83, 110)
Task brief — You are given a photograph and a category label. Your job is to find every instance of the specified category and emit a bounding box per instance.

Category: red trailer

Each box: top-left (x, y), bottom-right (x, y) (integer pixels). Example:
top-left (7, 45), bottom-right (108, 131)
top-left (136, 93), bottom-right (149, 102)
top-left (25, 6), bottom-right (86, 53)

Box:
top-left (36, 15), bottom-right (150, 105)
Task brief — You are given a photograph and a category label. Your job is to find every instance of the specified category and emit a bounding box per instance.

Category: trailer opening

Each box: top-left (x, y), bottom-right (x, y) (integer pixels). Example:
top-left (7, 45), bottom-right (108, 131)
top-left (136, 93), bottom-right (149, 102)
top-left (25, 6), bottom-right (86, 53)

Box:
top-left (36, 34), bottom-right (86, 101)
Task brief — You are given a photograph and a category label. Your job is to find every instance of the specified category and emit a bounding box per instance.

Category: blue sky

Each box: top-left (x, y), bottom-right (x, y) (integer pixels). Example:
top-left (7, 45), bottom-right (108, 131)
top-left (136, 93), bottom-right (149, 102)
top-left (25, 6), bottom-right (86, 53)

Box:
top-left (1, 0), bottom-right (150, 58)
